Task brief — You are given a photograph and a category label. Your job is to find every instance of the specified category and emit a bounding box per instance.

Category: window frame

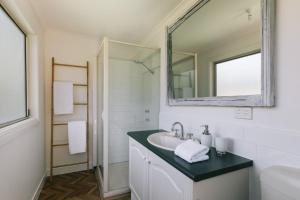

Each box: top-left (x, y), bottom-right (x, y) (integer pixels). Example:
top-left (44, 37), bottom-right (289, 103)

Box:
top-left (212, 50), bottom-right (261, 97)
top-left (0, 4), bottom-right (29, 129)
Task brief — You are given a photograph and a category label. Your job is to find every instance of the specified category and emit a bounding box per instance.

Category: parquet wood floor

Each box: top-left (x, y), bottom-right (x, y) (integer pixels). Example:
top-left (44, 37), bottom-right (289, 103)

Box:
top-left (38, 170), bottom-right (130, 200)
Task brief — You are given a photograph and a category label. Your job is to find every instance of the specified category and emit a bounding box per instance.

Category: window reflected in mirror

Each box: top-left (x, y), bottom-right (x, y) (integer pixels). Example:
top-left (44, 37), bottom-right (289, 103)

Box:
top-left (215, 52), bottom-right (261, 96)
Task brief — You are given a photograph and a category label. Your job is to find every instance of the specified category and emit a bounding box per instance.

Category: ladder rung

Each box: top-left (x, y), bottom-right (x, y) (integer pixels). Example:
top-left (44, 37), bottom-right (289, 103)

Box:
top-left (52, 82), bottom-right (88, 87)
top-left (73, 84), bottom-right (88, 87)
top-left (53, 121), bottom-right (87, 126)
top-left (74, 102), bottom-right (88, 105)
top-left (52, 143), bottom-right (69, 147)
top-left (53, 161), bottom-right (88, 168)
top-left (53, 123), bottom-right (67, 126)
top-left (54, 63), bottom-right (87, 69)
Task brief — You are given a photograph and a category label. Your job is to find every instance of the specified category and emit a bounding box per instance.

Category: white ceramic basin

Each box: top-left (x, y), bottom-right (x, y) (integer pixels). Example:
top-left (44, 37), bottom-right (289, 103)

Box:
top-left (147, 132), bottom-right (184, 151)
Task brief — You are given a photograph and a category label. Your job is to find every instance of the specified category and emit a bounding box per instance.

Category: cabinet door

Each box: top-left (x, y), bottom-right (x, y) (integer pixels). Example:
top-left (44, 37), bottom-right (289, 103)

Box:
top-left (129, 139), bottom-right (148, 200)
top-left (148, 152), bottom-right (189, 200)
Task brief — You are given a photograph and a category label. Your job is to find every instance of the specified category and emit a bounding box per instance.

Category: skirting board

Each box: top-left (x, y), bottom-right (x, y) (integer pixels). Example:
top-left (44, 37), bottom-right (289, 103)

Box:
top-left (46, 164), bottom-right (91, 176)
top-left (32, 172), bottom-right (47, 200)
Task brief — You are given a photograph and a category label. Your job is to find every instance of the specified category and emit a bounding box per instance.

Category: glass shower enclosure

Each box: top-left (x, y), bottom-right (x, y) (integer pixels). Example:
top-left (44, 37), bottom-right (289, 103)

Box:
top-left (97, 38), bottom-right (160, 197)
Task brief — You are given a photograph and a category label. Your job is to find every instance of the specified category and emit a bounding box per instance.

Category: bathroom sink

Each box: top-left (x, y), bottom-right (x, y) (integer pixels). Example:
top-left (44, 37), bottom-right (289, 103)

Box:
top-left (147, 132), bottom-right (184, 151)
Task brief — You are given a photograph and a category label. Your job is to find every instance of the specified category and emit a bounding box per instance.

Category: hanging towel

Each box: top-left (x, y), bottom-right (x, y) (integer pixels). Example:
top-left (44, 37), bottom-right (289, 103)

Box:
top-left (68, 120), bottom-right (86, 154)
top-left (175, 140), bottom-right (209, 163)
top-left (54, 81), bottom-right (73, 115)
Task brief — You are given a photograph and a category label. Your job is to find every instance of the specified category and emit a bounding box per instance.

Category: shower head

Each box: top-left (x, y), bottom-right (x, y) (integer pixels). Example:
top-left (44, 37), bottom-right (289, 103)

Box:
top-left (134, 60), bottom-right (154, 74)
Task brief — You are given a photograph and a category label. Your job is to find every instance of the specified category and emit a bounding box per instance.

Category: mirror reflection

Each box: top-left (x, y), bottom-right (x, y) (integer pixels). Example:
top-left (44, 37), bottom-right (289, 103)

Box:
top-left (171, 0), bottom-right (262, 98)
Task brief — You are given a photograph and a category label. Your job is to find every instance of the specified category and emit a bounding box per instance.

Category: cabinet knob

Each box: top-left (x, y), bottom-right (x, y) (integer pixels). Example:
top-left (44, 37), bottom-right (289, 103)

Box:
top-left (147, 160), bottom-right (151, 164)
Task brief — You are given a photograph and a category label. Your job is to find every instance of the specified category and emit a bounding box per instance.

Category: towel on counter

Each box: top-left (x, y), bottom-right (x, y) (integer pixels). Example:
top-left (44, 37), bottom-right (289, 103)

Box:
top-left (175, 140), bottom-right (209, 163)
top-left (68, 121), bottom-right (86, 154)
top-left (53, 81), bottom-right (73, 115)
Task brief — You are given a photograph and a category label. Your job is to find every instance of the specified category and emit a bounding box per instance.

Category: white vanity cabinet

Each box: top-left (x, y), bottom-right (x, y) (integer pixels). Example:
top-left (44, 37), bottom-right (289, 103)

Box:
top-left (129, 138), bottom-right (250, 200)
top-left (129, 139), bottom-right (149, 200)
top-left (129, 138), bottom-right (192, 200)
top-left (147, 150), bottom-right (193, 200)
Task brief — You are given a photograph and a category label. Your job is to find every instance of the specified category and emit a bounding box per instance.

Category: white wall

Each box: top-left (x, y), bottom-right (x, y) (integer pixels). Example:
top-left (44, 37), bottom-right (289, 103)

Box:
top-left (0, 0), bottom-right (45, 199)
top-left (44, 29), bottom-right (99, 175)
top-left (144, 0), bottom-right (300, 199)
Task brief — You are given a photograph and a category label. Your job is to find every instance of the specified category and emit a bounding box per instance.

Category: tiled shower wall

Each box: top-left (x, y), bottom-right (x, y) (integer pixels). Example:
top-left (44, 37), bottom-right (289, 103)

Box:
top-left (108, 59), bottom-right (159, 164)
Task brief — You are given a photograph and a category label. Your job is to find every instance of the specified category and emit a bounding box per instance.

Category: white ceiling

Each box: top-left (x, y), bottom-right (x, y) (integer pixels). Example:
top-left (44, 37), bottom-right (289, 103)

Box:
top-left (29, 0), bottom-right (182, 42)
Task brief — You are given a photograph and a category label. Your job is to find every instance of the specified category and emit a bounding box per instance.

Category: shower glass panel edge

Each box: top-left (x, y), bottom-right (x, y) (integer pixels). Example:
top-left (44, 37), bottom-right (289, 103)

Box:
top-left (97, 38), bottom-right (160, 197)
top-left (96, 38), bottom-right (106, 192)
top-left (103, 38), bottom-right (109, 193)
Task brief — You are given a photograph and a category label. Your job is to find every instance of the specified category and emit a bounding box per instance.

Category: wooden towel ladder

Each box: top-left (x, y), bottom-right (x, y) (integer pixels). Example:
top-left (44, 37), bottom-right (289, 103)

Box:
top-left (50, 57), bottom-right (89, 179)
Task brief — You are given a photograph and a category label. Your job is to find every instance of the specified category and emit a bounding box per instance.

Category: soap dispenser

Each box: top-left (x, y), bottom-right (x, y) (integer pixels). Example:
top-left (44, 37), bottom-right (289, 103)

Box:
top-left (201, 125), bottom-right (212, 148)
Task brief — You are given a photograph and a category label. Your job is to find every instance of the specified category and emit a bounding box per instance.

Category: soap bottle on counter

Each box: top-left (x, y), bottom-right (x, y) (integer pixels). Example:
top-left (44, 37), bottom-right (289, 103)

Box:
top-left (201, 125), bottom-right (212, 148)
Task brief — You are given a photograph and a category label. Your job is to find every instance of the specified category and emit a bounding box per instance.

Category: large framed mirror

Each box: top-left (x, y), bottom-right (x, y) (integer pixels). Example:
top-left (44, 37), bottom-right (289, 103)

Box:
top-left (167, 0), bottom-right (275, 106)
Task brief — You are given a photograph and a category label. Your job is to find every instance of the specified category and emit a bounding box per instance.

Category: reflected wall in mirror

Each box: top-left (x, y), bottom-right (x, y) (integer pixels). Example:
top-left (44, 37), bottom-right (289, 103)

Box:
top-left (167, 0), bottom-right (275, 107)
top-left (172, 51), bottom-right (197, 98)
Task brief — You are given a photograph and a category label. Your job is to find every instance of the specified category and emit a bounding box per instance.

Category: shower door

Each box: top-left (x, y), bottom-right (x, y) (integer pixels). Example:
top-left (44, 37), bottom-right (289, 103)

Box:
top-left (99, 38), bottom-right (160, 196)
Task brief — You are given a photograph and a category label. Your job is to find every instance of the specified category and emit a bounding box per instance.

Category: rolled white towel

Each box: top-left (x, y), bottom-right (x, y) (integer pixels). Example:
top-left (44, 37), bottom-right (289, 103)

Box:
top-left (175, 139), bottom-right (209, 163)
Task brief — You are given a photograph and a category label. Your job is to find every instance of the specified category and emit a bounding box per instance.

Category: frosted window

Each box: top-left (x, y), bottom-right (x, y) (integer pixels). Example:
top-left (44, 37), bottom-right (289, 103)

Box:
top-left (216, 53), bottom-right (261, 96)
top-left (0, 6), bottom-right (27, 127)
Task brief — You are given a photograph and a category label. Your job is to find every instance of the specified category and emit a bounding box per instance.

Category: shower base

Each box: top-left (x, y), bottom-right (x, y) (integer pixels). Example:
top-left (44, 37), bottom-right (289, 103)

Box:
top-left (108, 161), bottom-right (129, 191)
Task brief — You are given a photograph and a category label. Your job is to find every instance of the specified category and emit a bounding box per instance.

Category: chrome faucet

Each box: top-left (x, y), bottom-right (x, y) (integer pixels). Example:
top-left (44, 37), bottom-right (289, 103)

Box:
top-left (171, 122), bottom-right (185, 140)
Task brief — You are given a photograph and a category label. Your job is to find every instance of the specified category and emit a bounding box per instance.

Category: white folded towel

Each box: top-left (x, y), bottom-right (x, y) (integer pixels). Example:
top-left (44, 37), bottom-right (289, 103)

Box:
top-left (175, 140), bottom-right (209, 163)
top-left (54, 81), bottom-right (73, 115)
top-left (68, 121), bottom-right (86, 154)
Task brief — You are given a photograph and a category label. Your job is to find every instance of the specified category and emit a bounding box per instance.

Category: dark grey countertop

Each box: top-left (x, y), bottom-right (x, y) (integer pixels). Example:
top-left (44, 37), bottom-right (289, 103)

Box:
top-left (128, 129), bottom-right (253, 182)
